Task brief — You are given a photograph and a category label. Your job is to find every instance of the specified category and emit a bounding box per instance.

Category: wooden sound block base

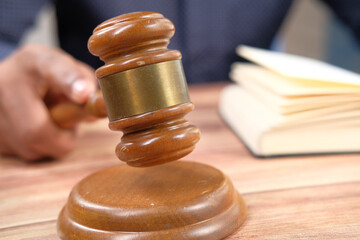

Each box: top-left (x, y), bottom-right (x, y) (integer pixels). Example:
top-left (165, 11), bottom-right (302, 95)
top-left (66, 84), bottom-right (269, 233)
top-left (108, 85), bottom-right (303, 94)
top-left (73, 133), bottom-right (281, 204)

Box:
top-left (57, 161), bottom-right (247, 240)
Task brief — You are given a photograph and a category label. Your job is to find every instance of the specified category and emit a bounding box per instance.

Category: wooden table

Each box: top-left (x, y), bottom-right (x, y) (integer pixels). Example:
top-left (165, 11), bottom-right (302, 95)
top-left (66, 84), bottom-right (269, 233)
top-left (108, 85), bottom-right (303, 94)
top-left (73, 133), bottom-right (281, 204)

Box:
top-left (1, 83), bottom-right (360, 240)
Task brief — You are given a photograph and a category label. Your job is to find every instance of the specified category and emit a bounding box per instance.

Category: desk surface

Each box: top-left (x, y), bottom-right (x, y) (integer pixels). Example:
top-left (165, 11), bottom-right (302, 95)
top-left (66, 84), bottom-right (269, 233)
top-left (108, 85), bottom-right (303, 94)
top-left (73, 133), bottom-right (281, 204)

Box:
top-left (1, 83), bottom-right (360, 240)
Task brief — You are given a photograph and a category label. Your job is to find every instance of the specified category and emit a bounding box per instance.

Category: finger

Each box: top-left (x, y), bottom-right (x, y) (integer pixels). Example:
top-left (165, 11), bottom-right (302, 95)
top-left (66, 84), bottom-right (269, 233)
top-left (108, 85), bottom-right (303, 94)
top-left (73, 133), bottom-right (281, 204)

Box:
top-left (77, 61), bottom-right (98, 86)
top-left (19, 97), bottom-right (77, 159)
top-left (0, 67), bottom-right (41, 160)
top-left (25, 114), bottom-right (77, 159)
top-left (0, 119), bottom-right (43, 161)
top-left (44, 62), bottom-right (97, 107)
top-left (1, 81), bottom-right (76, 160)
top-left (21, 45), bottom-right (96, 104)
top-left (0, 107), bottom-right (17, 156)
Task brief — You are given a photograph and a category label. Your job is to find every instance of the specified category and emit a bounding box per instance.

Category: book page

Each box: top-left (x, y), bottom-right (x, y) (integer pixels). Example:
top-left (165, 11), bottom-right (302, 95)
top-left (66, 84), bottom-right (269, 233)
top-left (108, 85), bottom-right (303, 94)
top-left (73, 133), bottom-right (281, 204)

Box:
top-left (237, 45), bottom-right (360, 86)
top-left (231, 63), bottom-right (360, 96)
top-left (220, 85), bottom-right (360, 129)
top-left (230, 64), bottom-right (360, 113)
top-left (219, 85), bottom-right (360, 156)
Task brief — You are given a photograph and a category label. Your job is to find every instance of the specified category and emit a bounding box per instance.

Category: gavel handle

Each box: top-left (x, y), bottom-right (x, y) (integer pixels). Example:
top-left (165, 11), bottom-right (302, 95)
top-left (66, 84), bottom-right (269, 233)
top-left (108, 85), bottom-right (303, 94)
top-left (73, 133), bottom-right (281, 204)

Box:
top-left (50, 90), bottom-right (107, 129)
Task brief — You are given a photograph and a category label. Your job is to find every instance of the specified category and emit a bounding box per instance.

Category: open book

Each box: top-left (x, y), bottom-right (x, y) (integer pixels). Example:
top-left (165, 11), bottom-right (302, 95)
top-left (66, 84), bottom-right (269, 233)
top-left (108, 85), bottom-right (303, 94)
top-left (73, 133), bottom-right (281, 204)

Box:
top-left (219, 45), bottom-right (360, 157)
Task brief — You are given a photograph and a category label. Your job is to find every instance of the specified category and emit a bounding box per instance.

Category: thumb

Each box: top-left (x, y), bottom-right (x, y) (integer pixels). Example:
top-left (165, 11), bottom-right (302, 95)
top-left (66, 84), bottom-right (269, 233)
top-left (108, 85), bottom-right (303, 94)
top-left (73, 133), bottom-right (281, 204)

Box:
top-left (27, 45), bottom-right (96, 104)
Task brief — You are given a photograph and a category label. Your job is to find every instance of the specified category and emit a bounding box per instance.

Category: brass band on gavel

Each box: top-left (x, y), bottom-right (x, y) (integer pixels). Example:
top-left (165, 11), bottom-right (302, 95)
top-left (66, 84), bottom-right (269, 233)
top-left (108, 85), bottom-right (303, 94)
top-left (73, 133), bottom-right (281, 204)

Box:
top-left (99, 60), bottom-right (190, 121)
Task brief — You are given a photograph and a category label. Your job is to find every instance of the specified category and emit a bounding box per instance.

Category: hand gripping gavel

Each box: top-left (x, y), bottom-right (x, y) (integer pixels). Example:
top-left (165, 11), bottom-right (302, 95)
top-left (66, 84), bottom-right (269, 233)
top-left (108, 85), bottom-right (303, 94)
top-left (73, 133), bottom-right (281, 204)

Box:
top-left (52, 12), bottom-right (200, 167)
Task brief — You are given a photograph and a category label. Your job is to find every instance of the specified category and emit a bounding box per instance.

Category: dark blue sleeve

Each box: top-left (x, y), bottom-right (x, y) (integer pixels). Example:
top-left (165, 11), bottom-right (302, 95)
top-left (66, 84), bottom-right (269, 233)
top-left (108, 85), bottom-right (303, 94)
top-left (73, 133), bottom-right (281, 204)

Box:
top-left (0, 0), bottom-right (50, 60)
top-left (321, 0), bottom-right (360, 43)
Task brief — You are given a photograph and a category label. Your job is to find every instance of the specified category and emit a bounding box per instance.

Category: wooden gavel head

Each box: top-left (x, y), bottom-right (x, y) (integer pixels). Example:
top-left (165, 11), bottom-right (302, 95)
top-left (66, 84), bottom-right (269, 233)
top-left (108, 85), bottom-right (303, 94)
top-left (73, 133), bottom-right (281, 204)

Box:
top-left (88, 12), bottom-right (200, 167)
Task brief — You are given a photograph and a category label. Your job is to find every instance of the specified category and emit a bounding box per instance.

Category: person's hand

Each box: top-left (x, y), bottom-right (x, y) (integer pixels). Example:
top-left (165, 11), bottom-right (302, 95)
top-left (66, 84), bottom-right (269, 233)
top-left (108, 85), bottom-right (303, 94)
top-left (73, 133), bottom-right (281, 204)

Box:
top-left (0, 44), bottom-right (97, 161)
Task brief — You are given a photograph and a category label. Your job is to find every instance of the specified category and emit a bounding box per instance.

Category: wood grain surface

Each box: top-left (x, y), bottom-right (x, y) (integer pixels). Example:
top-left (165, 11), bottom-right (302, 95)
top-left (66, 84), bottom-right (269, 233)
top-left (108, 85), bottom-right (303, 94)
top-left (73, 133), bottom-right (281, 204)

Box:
top-left (1, 83), bottom-right (360, 239)
top-left (57, 161), bottom-right (246, 240)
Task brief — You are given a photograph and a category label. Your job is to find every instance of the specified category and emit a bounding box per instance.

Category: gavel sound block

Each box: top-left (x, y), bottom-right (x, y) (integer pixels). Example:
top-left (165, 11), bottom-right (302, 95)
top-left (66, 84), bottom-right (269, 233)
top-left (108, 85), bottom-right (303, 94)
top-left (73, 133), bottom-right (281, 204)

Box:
top-left (57, 12), bottom-right (246, 240)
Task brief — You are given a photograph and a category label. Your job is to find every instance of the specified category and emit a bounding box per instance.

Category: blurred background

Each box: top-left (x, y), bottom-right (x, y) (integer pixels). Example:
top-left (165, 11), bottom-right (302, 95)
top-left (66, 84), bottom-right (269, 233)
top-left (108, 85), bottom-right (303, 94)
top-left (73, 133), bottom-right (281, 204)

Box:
top-left (274, 0), bottom-right (360, 72)
top-left (21, 0), bottom-right (360, 73)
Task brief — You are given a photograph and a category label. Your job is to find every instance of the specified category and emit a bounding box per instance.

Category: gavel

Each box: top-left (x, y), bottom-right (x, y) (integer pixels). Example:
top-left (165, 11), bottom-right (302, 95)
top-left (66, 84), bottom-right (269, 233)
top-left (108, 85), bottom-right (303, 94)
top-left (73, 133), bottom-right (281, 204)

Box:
top-left (57, 12), bottom-right (246, 240)
top-left (50, 90), bottom-right (106, 129)
top-left (51, 11), bottom-right (200, 167)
